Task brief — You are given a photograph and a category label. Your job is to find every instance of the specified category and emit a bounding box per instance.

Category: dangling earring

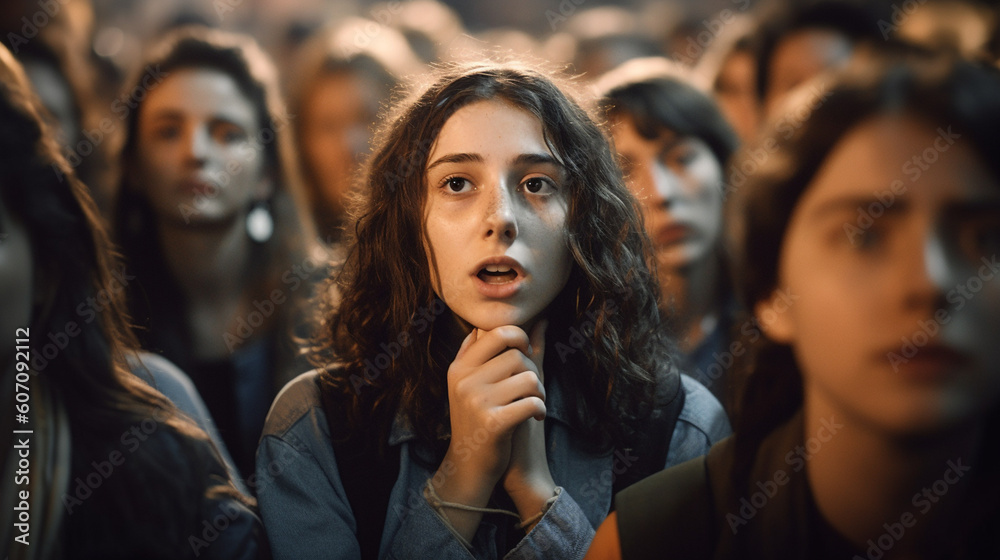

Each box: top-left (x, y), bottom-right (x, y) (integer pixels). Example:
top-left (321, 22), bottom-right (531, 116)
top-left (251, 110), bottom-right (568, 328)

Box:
top-left (246, 200), bottom-right (274, 243)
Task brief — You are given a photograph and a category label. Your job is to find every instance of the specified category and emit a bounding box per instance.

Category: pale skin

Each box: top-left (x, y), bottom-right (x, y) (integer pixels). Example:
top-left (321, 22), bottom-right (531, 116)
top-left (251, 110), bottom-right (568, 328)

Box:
top-left (611, 114), bottom-right (726, 352)
top-left (422, 100), bottom-right (573, 541)
top-left (586, 115), bottom-right (1000, 559)
top-left (131, 68), bottom-right (271, 360)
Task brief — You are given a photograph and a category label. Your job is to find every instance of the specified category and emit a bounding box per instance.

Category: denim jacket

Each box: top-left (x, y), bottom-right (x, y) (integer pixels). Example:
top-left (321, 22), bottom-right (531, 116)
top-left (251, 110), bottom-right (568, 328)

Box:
top-left (256, 371), bottom-right (730, 560)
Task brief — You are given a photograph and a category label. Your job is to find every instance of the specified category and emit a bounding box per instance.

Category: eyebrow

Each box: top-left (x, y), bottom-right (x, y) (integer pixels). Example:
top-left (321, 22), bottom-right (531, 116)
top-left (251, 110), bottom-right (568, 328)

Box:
top-left (810, 196), bottom-right (909, 219)
top-left (426, 152), bottom-right (564, 173)
top-left (147, 108), bottom-right (248, 128)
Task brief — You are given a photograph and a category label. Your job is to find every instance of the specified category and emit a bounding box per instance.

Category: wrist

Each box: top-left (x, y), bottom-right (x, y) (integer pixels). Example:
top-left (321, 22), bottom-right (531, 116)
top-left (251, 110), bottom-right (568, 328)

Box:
top-left (433, 462), bottom-right (494, 509)
top-left (514, 486), bottom-right (560, 533)
top-left (505, 474), bottom-right (557, 521)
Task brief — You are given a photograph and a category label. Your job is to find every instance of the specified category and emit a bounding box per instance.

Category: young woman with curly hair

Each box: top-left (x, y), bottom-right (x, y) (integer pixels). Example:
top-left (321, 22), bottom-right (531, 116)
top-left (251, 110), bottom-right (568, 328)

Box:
top-left (256, 62), bottom-right (730, 559)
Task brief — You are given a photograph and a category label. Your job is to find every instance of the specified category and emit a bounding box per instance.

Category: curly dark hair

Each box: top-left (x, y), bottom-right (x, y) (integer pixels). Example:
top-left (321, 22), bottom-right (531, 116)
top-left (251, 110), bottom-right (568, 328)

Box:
top-left (313, 62), bottom-right (674, 453)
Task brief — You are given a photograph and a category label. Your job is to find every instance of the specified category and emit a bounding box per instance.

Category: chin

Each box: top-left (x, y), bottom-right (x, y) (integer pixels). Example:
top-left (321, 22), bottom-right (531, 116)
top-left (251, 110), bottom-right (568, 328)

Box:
top-left (460, 306), bottom-right (534, 332)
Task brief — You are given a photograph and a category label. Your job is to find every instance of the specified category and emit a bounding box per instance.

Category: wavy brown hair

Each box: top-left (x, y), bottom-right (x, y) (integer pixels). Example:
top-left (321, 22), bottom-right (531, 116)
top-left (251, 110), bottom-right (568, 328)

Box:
top-left (313, 62), bottom-right (674, 454)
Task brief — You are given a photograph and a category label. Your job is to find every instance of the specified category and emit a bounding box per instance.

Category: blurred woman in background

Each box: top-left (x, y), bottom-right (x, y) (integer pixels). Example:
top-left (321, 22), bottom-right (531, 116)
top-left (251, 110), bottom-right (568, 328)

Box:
top-left (0, 42), bottom-right (261, 559)
top-left (588, 50), bottom-right (1000, 560)
top-left (114, 26), bottom-right (318, 478)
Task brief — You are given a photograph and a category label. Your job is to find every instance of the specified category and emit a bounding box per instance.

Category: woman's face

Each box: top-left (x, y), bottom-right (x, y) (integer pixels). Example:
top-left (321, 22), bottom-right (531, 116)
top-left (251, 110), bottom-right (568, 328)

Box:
top-left (299, 71), bottom-right (379, 216)
top-left (714, 49), bottom-right (759, 144)
top-left (132, 68), bottom-right (269, 227)
top-left (611, 114), bottom-right (725, 271)
top-left (423, 99), bottom-right (573, 331)
top-left (760, 115), bottom-right (1000, 435)
top-left (0, 196), bottom-right (33, 371)
top-left (764, 28), bottom-right (852, 118)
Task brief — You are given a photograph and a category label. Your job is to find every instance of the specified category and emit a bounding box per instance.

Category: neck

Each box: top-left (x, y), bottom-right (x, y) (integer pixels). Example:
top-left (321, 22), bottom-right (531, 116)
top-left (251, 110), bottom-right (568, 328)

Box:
top-left (157, 217), bottom-right (253, 301)
top-left (660, 253), bottom-right (722, 352)
top-left (804, 391), bottom-right (982, 557)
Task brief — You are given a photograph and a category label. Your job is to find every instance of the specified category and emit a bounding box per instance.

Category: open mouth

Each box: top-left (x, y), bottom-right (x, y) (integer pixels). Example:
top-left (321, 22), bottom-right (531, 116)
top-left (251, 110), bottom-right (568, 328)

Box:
top-left (477, 264), bottom-right (519, 284)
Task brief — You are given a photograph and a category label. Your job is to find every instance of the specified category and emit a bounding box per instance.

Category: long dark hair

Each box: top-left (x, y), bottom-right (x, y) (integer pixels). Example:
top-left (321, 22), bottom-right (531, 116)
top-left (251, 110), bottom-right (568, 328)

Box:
top-left (0, 43), bottom-right (244, 558)
top-left (314, 62), bottom-right (672, 453)
top-left (727, 50), bottom-right (1000, 482)
top-left (114, 26), bottom-right (315, 379)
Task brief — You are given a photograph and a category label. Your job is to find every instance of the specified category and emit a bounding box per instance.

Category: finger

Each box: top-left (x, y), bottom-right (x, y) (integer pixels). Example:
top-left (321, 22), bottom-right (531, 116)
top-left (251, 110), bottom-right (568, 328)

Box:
top-left (484, 370), bottom-right (545, 407)
top-left (454, 328), bottom-right (478, 360)
top-left (461, 325), bottom-right (530, 366)
top-left (498, 396), bottom-right (547, 428)
top-left (471, 348), bottom-right (538, 384)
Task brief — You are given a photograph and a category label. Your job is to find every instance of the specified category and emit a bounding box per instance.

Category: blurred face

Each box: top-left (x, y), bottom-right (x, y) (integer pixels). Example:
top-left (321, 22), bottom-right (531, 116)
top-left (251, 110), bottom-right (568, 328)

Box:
top-left (760, 115), bottom-right (1000, 436)
top-left (611, 113), bottom-right (725, 271)
top-left (423, 99), bottom-right (573, 331)
top-left (0, 197), bottom-right (33, 370)
top-left (765, 29), bottom-right (852, 118)
top-left (132, 68), bottom-right (269, 227)
top-left (714, 50), bottom-right (760, 144)
top-left (299, 71), bottom-right (379, 215)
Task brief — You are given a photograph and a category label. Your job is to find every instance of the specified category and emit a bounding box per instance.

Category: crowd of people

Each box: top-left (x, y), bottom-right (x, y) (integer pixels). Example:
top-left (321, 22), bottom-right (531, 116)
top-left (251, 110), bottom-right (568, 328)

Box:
top-left (2, 0), bottom-right (999, 558)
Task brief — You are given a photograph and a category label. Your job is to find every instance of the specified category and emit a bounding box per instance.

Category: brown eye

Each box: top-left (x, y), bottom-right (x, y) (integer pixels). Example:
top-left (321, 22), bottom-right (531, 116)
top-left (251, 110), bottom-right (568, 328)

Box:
top-left (522, 177), bottom-right (555, 195)
top-left (441, 176), bottom-right (471, 193)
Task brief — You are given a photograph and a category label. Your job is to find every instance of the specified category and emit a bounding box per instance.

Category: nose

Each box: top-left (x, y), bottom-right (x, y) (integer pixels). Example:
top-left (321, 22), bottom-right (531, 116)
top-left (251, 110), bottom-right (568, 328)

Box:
top-left (923, 224), bottom-right (968, 295)
top-left (185, 126), bottom-right (211, 166)
top-left (650, 161), bottom-right (684, 209)
top-left (483, 184), bottom-right (518, 242)
top-left (902, 225), bottom-right (955, 311)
